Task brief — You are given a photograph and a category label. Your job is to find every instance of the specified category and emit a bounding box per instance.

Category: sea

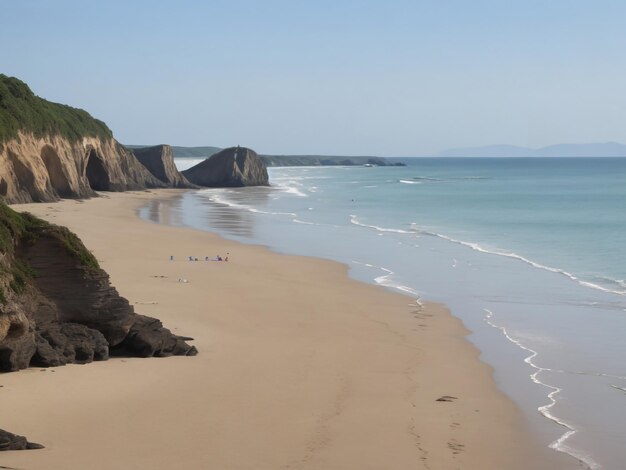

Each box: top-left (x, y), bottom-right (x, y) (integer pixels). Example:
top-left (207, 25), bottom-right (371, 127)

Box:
top-left (141, 157), bottom-right (626, 469)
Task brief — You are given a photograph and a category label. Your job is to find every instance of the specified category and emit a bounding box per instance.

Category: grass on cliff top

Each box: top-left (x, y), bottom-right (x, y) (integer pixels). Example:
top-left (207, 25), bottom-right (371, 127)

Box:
top-left (0, 201), bottom-right (47, 254)
top-left (0, 201), bottom-right (99, 270)
top-left (0, 74), bottom-right (113, 144)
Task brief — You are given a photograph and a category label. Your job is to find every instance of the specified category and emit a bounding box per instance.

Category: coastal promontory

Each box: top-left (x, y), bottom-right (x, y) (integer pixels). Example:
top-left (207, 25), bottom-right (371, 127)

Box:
top-left (0, 75), bottom-right (171, 204)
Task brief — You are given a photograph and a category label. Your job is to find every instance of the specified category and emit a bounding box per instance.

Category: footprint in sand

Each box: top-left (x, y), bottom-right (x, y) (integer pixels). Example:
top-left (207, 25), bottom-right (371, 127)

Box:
top-left (447, 439), bottom-right (465, 454)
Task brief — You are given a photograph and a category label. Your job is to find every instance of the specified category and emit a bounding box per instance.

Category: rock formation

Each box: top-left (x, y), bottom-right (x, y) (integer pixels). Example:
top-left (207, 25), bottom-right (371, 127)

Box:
top-left (0, 75), bottom-right (167, 204)
top-left (132, 144), bottom-right (195, 188)
top-left (0, 133), bottom-right (170, 204)
top-left (0, 205), bottom-right (197, 372)
top-left (0, 203), bottom-right (197, 448)
top-left (0, 429), bottom-right (43, 451)
top-left (182, 146), bottom-right (269, 187)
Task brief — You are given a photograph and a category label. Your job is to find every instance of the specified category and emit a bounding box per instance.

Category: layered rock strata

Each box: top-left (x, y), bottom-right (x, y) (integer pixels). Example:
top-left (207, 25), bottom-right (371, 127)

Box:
top-left (182, 146), bottom-right (269, 187)
top-left (0, 133), bottom-right (167, 204)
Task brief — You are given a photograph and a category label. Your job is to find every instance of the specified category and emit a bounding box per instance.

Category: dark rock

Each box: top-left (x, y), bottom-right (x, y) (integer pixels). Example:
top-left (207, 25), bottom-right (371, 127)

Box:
top-left (182, 146), bottom-right (269, 187)
top-left (0, 330), bottom-right (36, 372)
top-left (32, 331), bottom-right (65, 367)
top-left (0, 310), bottom-right (37, 372)
top-left (22, 229), bottom-right (136, 347)
top-left (111, 314), bottom-right (198, 358)
top-left (0, 429), bottom-right (44, 451)
top-left (132, 145), bottom-right (195, 188)
top-left (0, 207), bottom-right (196, 373)
top-left (33, 323), bottom-right (109, 367)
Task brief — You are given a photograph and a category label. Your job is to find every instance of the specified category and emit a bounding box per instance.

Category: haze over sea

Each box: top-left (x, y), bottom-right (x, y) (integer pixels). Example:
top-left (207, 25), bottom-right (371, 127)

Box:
top-left (142, 156), bottom-right (626, 469)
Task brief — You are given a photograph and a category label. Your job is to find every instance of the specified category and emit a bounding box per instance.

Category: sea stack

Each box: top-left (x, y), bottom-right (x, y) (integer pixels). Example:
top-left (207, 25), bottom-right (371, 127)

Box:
top-left (182, 146), bottom-right (269, 187)
top-left (132, 144), bottom-right (195, 188)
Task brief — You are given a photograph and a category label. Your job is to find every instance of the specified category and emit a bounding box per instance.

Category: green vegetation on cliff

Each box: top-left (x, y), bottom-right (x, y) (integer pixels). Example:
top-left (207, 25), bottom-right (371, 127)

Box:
top-left (0, 202), bottom-right (46, 299)
top-left (0, 75), bottom-right (112, 143)
top-left (0, 201), bottom-right (100, 301)
top-left (0, 202), bottom-right (47, 255)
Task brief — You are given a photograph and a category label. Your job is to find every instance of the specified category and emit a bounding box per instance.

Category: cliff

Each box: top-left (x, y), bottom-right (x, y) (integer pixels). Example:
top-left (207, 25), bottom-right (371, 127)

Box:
top-left (0, 202), bottom-right (197, 448)
top-left (0, 75), bottom-right (166, 203)
top-left (0, 202), bottom-right (197, 368)
top-left (182, 146), bottom-right (269, 187)
top-left (131, 144), bottom-right (195, 188)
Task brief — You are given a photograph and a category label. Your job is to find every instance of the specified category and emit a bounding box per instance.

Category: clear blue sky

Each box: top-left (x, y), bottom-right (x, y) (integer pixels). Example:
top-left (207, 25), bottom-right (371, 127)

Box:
top-left (2, 0), bottom-right (626, 155)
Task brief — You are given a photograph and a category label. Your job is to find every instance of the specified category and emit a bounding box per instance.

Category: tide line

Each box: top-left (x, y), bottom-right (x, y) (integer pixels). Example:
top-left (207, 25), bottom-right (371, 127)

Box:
top-left (351, 260), bottom-right (424, 311)
top-left (483, 309), bottom-right (599, 470)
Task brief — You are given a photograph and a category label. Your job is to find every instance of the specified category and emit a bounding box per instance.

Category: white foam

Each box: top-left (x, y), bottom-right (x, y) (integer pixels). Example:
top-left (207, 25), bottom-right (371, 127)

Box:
top-left (350, 215), bottom-right (415, 235)
top-left (282, 186), bottom-right (308, 197)
top-left (379, 221), bottom-right (626, 297)
top-left (351, 260), bottom-right (424, 310)
top-left (483, 309), bottom-right (599, 470)
top-left (199, 190), bottom-right (296, 217)
top-left (399, 179), bottom-right (422, 185)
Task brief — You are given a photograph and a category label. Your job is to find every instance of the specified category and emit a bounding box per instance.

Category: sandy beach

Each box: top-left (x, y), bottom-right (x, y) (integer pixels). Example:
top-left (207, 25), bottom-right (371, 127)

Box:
top-left (1, 190), bottom-right (572, 469)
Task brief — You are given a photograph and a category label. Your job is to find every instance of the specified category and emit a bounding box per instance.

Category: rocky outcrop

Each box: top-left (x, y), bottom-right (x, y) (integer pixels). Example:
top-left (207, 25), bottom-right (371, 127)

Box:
top-left (131, 144), bottom-right (195, 188)
top-left (0, 133), bottom-right (167, 204)
top-left (0, 203), bottom-right (197, 449)
top-left (182, 146), bottom-right (269, 187)
top-left (0, 213), bottom-right (197, 372)
top-left (0, 429), bottom-right (44, 450)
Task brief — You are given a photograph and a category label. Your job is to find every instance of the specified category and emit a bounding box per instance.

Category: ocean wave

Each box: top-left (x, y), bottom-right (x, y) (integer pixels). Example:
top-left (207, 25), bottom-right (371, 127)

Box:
top-left (349, 215), bottom-right (415, 234)
top-left (407, 224), bottom-right (626, 297)
top-left (351, 260), bottom-right (424, 309)
top-left (400, 175), bottom-right (489, 184)
top-left (483, 310), bottom-right (599, 470)
top-left (199, 192), bottom-right (296, 217)
top-left (412, 176), bottom-right (441, 181)
top-left (349, 215), bottom-right (626, 297)
top-left (280, 186), bottom-right (308, 197)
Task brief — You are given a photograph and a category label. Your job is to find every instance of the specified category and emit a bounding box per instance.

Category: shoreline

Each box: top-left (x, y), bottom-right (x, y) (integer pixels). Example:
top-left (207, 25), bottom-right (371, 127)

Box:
top-left (1, 189), bottom-right (573, 469)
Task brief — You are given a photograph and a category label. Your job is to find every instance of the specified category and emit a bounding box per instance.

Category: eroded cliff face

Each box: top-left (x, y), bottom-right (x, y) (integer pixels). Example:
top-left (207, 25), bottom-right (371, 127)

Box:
top-left (182, 146), bottom-right (269, 187)
top-left (0, 132), bottom-right (167, 204)
top-left (132, 144), bottom-right (195, 188)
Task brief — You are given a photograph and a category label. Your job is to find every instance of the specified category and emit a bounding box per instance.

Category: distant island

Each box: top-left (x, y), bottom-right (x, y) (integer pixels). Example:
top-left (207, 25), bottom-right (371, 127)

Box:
top-left (128, 145), bottom-right (406, 167)
top-left (438, 142), bottom-right (626, 157)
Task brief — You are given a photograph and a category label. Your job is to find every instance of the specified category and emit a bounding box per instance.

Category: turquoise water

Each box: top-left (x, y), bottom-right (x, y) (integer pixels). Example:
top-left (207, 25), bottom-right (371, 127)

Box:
top-left (143, 157), bottom-right (626, 469)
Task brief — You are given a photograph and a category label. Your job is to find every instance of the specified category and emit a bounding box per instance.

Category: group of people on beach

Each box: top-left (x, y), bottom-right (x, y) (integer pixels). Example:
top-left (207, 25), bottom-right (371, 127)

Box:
top-left (170, 254), bottom-right (229, 262)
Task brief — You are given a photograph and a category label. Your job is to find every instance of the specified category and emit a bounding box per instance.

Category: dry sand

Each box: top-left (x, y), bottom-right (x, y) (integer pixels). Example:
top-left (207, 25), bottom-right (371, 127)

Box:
top-left (1, 190), bottom-right (573, 469)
